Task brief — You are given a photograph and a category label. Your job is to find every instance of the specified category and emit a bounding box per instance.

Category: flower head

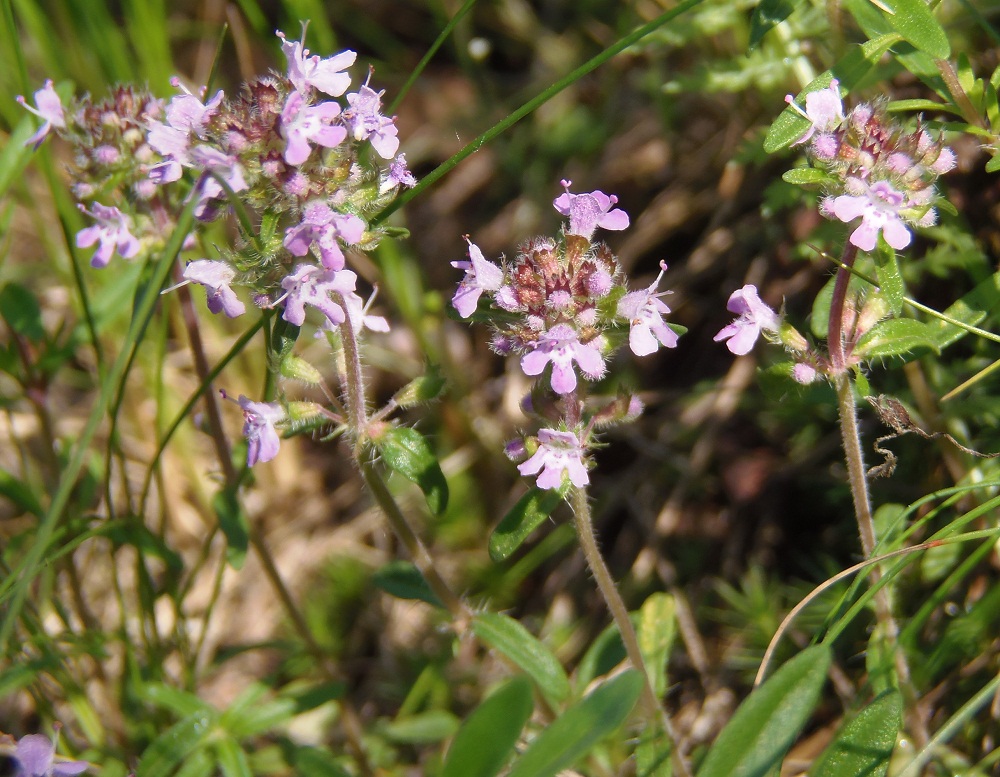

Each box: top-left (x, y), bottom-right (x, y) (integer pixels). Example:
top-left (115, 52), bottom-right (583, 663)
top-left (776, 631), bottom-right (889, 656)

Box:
top-left (520, 323), bottom-right (605, 394)
top-left (616, 261), bottom-right (678, 356)
top-left (223, 392), bottom-right (284, 467)
top-left (280, 91), bottom-right (347, 166)
top-left (343, 83), bottom-right (399, 159)
top-left (785, 79), bottom-right (843, 145)
top-left (76, 202), bottom-right (140, 268)
top-left (280, 265), bottom-right (357, 327)
top-left (831, 179), bottom-right (911, 251)
top-left (14, 734), bottom-right (88, 777)
top-left (452, 239), bottom-right (504, 318)
top-left (552, 179), bottom-right (629, 239)
top-left (283, 203), bottom-right (365, 270)
top-left (713, 284), bottom-right (780, 355)
top-left (183, 260), bottom-right (245, 318)
top-left (277, 29), bottom-right (357, 96)
top-left (517, 428), bottom-right (589, 490)
top-left (16, 80), bottom-right (66, 149)
top-left (380, 153), bottom-right (417, 193)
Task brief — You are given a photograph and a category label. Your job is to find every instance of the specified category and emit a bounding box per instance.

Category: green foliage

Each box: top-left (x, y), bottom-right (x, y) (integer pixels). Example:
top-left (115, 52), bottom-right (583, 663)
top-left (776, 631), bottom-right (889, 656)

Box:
top-left (808, 690), bottom-right (901, 777)
top-left (373, 426), bottom-right (449, 515)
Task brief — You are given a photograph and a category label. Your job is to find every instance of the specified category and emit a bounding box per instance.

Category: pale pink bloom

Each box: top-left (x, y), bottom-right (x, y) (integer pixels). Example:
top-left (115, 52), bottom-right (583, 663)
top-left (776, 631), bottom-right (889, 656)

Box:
top-left (520, 323), bottom-right (605, 394)
top-left (277, 29), bottom-right (356, 96)
top-left (617, 261), bottom-right (678, 356)
top-left (76, 203), bottom-right (140, 268)
top-left (223, 392), bottom-right (283, 467)
top-left (380, 153), bottom-right (417, 193)
top-left (280, 92), bottom-right (347, 166)
top-left (13, 733), bottom-right (88, 776)
top-left (279, 265), bottom-right (357, 327)
top-left (517, 428), bottom-right (589, 490)
top-left (831, 180), bottom-right (911, 251)
top-left (16, 80), bottom-right (65, 148)
top-left (284, 202), bottom-right (365, 270)
top-left (785, 79), bottom-right (844, 145)
top-left (553, 179), bottom-right (629, 239)
top-left (343, 83), bottom-right (399, 159)
top-left (183, 260), bottom-right (245, 318)
top-left (452, 240), bottom-right (503, 318)
top-left (713, 284), bottom-right (780, 356)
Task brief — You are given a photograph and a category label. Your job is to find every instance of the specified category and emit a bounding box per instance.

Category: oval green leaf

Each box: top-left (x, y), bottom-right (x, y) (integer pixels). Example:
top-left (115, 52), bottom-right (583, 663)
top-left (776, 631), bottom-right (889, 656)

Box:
top-left (373, 560), bottom-right (444, 608)
top-left (441, 676), bottom-right (534, 777)
top-left (506, 671), bottom-right (643, 777)
top-left (136, 711), bottom-right (216, 777)
top-left (490, 487), bottom-right (565, 562)
top-left (854, 318), bottom-right (938, 361)
top-left (748, 0), bottom-right (805, 50)
top-left (809, 690), bottom-right (901, 777)
top-left (696, 644), bottom-right (831, 777)
top-left (472, 612), bottom-right (571, 705)
top-left (375, 426), bottom-right (449, 515)
top-left (881, 0), bottom-right (950, 58)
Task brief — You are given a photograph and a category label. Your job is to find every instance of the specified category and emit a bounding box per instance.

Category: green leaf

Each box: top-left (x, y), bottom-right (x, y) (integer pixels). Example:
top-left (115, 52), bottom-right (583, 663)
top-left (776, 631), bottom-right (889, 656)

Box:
top-left (637, 593), bottom-right (676, 698)
top-left (441, 677), bottom-right (534, 777)
top-left (0, 282), bottom-right (45, 342)
top-left (764, 35), bottom-right (902, 153)
top-left (748, 0), bottom-right (805, 50)
top-left (881, 0), bottom-right (950, 58)
top-left (214, 737), bottom-right (252, 777)
top-left (873, 245), bottom-right (904, 316)
top-left (136, 711), bottom-right (216, 777)
top-left (808, 690), bottom-right (901, 777)
top-left (810, 275), bottom-right (837, 340)
top-left (923, 270), bottom-right (1000, 349)
top-left (472, 613), bottom-right (571, 705)
top-left (213, 487), bottom-right (249, 569)
top-left (0, 469), bottom-right (43, 518)
top-left (374, 426), bottom-right (449, 515)
top-left (490, 487), bottom-right (565, 562)
top-left (289, 746), bottom-right (353, 777)
top-left (696, 644), bottom-right (831, 777)
top-left (854, 318), bottom-right (938, 360)
top-left (98, 521), bottom-right (183, 573)
top-left (506, 671), bottom-right (643, 777)
top-left (379, 710), bottom-right (460, 744)
top-left (139, 683), bottom-right (214, 718)
top-left (781, 168), bottom-right (828, 185)
top-left (372, 560), bottom-right (444, 608)
top-left (986, 154), bottom-right (1000, 173)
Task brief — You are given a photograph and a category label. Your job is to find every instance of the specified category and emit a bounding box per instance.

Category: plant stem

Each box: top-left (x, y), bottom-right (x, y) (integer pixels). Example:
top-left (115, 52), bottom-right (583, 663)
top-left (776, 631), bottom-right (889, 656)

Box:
top-left (827, 242), bottom-right (858, 372)
top-left (570, 487), bottom-right (692, 777)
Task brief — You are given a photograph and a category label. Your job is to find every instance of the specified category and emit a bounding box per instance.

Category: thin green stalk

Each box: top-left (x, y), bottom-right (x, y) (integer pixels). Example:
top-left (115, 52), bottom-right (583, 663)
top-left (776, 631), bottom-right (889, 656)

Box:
top-left (372, 0), bottom-right (705, 226)
top-left (569, 487), bottom-right (691, 777)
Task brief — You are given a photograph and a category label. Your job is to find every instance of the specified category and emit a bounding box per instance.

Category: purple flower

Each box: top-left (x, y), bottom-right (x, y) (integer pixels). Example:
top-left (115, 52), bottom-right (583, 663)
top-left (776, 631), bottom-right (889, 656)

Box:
top-left (617, 261), bottom-right (679, 356)
top-left (226, 393), bottom-right (283, 467)
top-left (14, 734), bottom-right (88, 776)
top-left (521, 323), bottom-right (605, 394)
top-left (831, 180), bottom-right (911, 251)
top-left (380, 153), bottom-right (418, 193)
top-left (280, 92), bottom-right (347, 166)
top-left (76, 203), bottom-right (140, 268)
top-left (277, 29), bottom-right (356, 96)
top-left (452, 239), bottom-right (503, 318)
top-left (552, 179), bottom-right (629, 240)
top-left (517, 428), bottom-right (589, 490)
top-left (713, 284), bottom-right (780, 356)
top-left (183, 260), bottom-right (245, 318)
top-left (279, 265), bottom-right (357, 327)
top-left (785, 79), bottom-right (844, 145)
top-left (343, 83), bottom-right (399, 159)
top-left (16, 80), bottom-right (66, 149)
top-left (283, 202), bottom-right (365, 270)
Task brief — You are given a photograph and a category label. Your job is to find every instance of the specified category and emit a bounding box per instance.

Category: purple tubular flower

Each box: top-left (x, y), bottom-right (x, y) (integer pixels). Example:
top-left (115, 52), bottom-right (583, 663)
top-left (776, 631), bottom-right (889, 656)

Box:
top-left (785, 79), bottom-right (844, 145)
top-left (520, 323), bottom-right (605, 394)
top-left (280, 92), bottom-right (348, 166)
top-left (277, 29), bottom-right (357, 96)
top-left (280, 265), bottom-right (357, 327)
top-left (552, 179), bottom-right (629, 239)
top-left (831, 180), bottom-right (911, 251)
top-left (343, 84), bottom-right (399, 159)
top-left (451, 240), bottom-right (503, 318)
top-left (76, 203), bottom-right (140, 268)
top-left (713, 284), bottom-right (780, 356)
top-left (14, 734), bottom-right (89, 776)
top-left (517, 428), bottom-right (589, 490)
top-left (164, 78), bottom-right (223, 134)
top-left (16, 80), bottom-right (66, 149)
top-left (236, 395), bottom-right (284, 467)
top-left (183, 260), bottom-right (245, 318)
top-left (283, 202), bottom-right (365, 270)
top-left (617, 261), bottom-right (679, 356)
top-left (380, 154), bottom-right (418, 193)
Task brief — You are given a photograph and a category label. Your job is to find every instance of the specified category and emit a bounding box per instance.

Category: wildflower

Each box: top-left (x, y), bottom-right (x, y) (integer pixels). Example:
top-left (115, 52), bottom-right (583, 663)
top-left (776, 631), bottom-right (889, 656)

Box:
top-left (713, 284), bottom-right (779, 356)
top-left (279, 91), bottom-right (347, 166)
top-left (785, 79), bottom-right (844, 145)
top-left (616, 261), bottom-right (678, 356)
top-left (277, 29), bottom-right (356, 97)
top-left (164, 78), bottom-right (223, 134)
top-left (76, 203), bottom-right (140, 268)
top-left (13, 734), bottom-right (88, 776)
top-left (517, 428), bottom-right (589, 490)
top-left (16, 80), bottom-right (66, 149)
top-left (279, 265), bottom-right (357, 327)
top-left (452, 239), bottom-right (503, 318)
top-left (222, 391), bottom-right (284, 467)
top-left (339, 287), bottom-right (391, 333)
top-left (343, 82), bottom-right (399, 159)
top-left (792, 362), bottom-right (818, 384)
top-left (183, 260), bottom-right (245, 318)
top-left (380, 153), bottom-right (417, 193)
top-left (283, 203), bottom-right (365, 270)
top-left (552, 179), bottom-right (629, 240)
top-left (520, 323), bottom-right (605, 395)
top-left (831, 180), bottom-right (911, 251)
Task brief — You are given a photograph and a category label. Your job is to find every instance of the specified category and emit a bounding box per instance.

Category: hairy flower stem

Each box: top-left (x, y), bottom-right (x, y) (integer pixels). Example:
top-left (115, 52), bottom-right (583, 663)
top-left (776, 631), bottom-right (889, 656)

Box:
top-left (570, 487), bottom-right (692, 777)
top-left (827, 242), bottom-right (858, 373)
top-left (337, 301), bottom-right (469, 621)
